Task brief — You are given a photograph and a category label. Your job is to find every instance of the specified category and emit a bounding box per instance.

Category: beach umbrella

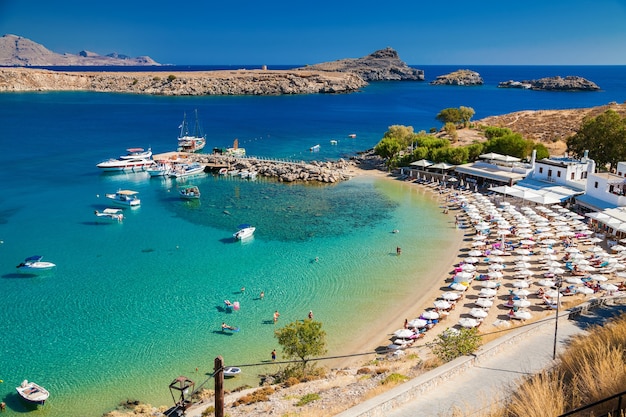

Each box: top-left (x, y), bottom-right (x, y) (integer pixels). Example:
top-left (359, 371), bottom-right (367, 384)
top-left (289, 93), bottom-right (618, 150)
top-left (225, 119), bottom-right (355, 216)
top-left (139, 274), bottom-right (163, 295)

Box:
top-left (601, 283), bottom-right (619, 292)
top-left (459, 317), bottom-right (481, 328)
top-left (480, 288), bottom-right (497, 297)
top-left (473, 235), bottom-right (487, 240)
top-left (565, 247), bottom-right (581, 253)
top-left (489, 256), bottom-right (505, 263)
top-left (408, 318), bottom-right (427, 328)
top-left (386, 343), bottom-right (404, 351)
top-left (580, 265), bottom-right (597, 272)
top-left (588, 246), bottom-right (604, 253)
top-left (542, 239), bottom-right (558, 245)
top-left (433, 300), bottom-right (452, 310)
top-left (549, 267), bottom-right (565, 275)
top-left (611, 245), bottom-right (626, 252)
top-left (475, 298), bottom-right (493, 308)
top-left (576, 286), bottom-right (594, 295)
top-left (469, 308), bottom-right (489, 319)
top-left (515, 262), bottom-right (532, 269)
top-left (513, 289), bottom-right (531, 297)
top-left (516, 249), bottom-right (531, 255)
top-left (441, 291), bottom-right (461, 301)
top-left (590, 274), bottom-right (608, 282)
top-left (513, 299), bottom-right (531, 308)
top-left (520, 240), bottom-right (536, 246)
top-left (481, 280), bottom-right (499, 288)
top-left (468, 249), bottom-right (483, 257)
top-left (566, 277), bottom-right (584, 285)
top-left (464, 257), bottom-right (480, 264)
top-left (516, 255), bottom-right (532, 262)
top-left (516, 269), bottom-right (534, 276)
top-left (490, 249), bottom-right (506, 256)
top-left (488, 271), bottom-right (504, 279)
top-left (537, 279), bottom-right (556, 287)
top-left (461, 263), bottom-right (476, 271)
top-left (394, 329), bottom-right (414, 339)
top-left (454, 271), bottom-right (474, 281)
top-left (450, 282), bottom-right (469, 291)
top-left (512, 310), bottom-right (532, 320)
top-left (512, 280), bottom-right (530, 288)
top-left (421, 310), bottom-right (439, 320)
top-left (472, 241), bottom-right (487, 247)
top-left (489, 264), bottom-right (505, 271)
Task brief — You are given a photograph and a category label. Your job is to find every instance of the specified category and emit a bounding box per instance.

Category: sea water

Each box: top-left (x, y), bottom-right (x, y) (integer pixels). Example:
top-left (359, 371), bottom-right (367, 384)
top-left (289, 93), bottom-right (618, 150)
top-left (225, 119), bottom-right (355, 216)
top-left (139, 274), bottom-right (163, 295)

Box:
top-left (0, 65), bottom-right (625, 416)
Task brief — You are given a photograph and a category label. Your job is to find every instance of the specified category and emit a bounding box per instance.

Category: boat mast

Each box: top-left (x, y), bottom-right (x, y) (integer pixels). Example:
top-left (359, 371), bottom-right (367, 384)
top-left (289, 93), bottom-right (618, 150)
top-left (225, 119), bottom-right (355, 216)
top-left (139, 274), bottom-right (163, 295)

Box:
top-left (179, 112), bottom-right (189, 138)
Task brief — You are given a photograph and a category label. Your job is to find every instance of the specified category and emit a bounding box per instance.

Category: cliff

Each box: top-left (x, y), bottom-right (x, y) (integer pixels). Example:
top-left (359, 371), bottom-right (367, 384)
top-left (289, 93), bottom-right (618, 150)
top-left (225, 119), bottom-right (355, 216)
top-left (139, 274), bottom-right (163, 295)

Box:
top-left (0, 67), bottom-right (366, 95)
top-left (298, 47), bottom-right (424, 81)
top-left (0, 34), bottom-right (159, 66)
top-left (430, 69), bottom-right (484, 86)
top-left (498, 76), bottom-right (600, 91)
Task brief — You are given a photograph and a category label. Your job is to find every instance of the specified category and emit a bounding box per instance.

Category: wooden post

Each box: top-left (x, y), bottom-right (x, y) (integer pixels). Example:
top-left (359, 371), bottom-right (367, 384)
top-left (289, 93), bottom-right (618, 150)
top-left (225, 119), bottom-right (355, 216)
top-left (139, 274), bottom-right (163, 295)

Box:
top-left (214, 356), bottom-right (224, 417)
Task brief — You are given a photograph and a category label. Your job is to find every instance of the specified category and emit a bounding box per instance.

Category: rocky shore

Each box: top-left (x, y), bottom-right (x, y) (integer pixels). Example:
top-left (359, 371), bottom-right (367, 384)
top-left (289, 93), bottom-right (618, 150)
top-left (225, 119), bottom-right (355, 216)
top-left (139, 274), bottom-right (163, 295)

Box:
top-left (0, 67), bottom-right (367, 95)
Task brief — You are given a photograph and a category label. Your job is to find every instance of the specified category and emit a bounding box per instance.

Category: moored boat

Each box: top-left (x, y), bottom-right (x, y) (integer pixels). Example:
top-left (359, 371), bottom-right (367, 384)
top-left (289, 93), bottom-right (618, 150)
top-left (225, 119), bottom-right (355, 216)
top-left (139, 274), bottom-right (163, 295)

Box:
top-left (169, 162), bottom-right (206, 179)
top-left (105, 190), bottom-right (141, 207)
top-left (147, 161), bottom-right (172, 177)
top-left (233, 224), bottom-right (255, 240)
top-left (94, 208), bottom-right (124, 222)
top-left (16, 380), bottom-right (49, 405)
top-left (310, 144), bottom-right (320, 152)
top-left (16, 256), bottom-right (56, 273)
top-left (179, 185), bottom-right (200, 199)
top-left (96, 157), bottom-right (155, 172)
top-left (218, 167), bottom-right (228, 175)
top-left (119, 147), bottom-right (152, 160)
top-left (223, 367), bottom-right (241, 378)
top-left (177, 110), bottom-right (206, 153)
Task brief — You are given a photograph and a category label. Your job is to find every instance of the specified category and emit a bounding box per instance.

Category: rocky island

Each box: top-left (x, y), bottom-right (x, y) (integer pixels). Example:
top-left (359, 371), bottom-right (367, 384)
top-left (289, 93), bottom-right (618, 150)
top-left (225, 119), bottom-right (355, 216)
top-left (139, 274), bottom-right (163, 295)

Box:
top-left (498, 75), bottom-right (600, 91)
top-left (429, 69), bottom-right (483, 86)
top-left (298, 47), bottom-right (424, 81)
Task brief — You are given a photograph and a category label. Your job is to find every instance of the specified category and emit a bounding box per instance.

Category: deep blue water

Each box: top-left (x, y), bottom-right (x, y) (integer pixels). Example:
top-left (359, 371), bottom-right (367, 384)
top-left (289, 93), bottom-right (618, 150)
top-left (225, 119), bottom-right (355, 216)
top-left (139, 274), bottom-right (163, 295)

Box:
top-left (0, 65), bottom-right (624, 417)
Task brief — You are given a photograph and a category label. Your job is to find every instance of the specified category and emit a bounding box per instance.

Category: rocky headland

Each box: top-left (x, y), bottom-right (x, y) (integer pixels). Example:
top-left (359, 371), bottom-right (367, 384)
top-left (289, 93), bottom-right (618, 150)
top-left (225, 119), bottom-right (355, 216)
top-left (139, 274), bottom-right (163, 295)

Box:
top-left (0, 34), bottom-right (158, 66)
top-left (429, 69), bottom-right (483, 86)
top-left (498, 75), bottom-right (600, 91)
top-left (298, 47), bottom-right (424, 81)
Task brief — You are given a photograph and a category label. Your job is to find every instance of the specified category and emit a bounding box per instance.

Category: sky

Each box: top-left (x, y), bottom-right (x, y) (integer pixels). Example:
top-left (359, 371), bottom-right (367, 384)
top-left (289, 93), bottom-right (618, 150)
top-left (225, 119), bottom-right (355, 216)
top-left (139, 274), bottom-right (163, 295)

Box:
top-left (2, 0), bottom-right (626, 65)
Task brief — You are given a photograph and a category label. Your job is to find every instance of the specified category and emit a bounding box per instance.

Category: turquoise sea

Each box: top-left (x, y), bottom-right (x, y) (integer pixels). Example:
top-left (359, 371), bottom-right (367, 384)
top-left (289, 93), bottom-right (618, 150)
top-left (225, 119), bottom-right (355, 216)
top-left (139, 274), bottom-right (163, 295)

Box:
top-left (1, 65), bottom-right (625, 416)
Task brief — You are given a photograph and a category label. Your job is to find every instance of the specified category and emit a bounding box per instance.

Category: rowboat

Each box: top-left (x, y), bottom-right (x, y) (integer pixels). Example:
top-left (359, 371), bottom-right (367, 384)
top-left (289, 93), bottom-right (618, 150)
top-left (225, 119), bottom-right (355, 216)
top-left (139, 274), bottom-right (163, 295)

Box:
top-left (16, 380), bottom-right (49, 405)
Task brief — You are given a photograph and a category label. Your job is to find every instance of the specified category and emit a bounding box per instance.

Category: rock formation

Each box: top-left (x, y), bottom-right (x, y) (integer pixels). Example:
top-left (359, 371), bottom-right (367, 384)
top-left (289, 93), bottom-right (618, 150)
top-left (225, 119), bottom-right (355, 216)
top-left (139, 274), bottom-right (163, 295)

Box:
top-left (430, 69), bottom-right (483, 86)
top-left (498, 76), bottom-right (600, 91)
top-left (297, 47), bottom-right (424, 81)
top-left (0, 34), bottom-right (159, 66)
top-left (0, 67), bottom-right (366, 95)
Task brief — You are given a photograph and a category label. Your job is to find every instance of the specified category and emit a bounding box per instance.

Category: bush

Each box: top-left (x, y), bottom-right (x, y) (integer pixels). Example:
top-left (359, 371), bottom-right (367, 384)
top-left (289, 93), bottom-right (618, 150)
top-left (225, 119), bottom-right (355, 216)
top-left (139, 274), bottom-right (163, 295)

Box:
top-left (167, 74), bottom-right (177, 82)
top-left (232, 387), bottom-right (275, 406)
top-left (381, 373), bottom-right (410, 385)
top-left (431, 327), bottom-right (482, 362)
top-left (296, 393), bottom-right (321, 406)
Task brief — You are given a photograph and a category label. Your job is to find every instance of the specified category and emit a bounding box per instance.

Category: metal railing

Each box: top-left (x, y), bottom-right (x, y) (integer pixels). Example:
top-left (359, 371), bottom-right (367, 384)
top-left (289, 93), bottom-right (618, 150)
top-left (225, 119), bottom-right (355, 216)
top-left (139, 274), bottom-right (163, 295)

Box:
top-left (558, 390), bottom-right (625, 417)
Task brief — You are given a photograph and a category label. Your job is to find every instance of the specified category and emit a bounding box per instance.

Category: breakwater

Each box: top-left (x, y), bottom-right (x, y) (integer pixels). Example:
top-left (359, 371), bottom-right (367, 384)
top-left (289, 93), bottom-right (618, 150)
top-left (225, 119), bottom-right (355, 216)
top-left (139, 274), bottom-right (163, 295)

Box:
top-left (163, 152), bottom-right (359, 183)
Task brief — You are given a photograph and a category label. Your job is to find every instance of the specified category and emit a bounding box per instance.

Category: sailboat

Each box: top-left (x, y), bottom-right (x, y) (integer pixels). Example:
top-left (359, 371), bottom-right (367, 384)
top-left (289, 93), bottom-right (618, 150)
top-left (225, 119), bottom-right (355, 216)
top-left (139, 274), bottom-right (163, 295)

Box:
top-left (177, 109), bottom-right (206, 153)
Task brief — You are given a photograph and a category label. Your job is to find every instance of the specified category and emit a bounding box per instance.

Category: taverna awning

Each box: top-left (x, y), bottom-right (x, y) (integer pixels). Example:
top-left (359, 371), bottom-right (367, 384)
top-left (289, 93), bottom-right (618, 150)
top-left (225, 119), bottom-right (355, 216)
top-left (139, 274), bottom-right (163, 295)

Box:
top-left (409, 159), bottom-right (433, 168)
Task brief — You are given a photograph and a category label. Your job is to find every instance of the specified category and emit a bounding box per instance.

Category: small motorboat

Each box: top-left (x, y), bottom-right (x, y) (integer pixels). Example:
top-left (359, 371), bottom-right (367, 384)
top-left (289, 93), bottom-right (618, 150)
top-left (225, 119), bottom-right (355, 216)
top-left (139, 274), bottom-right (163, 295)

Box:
top-left (223, 367), bottom-right (241, 378)
top-left (218, 167), bottom-right (228, 175)
top-left (17, 256), bottom-right (56, 273)
top-left (310, 144), bottom-right (320, 152)
top-left (179, 185), bottom-right (200, 199)
top-left (16, 380), bottom-right (50, 405)
top-left (105, 190), bottom-right (141, 207)
top-left (233, 224), bottom-right (255, 240)
top-left (94, 208), bottom-right (124, 222)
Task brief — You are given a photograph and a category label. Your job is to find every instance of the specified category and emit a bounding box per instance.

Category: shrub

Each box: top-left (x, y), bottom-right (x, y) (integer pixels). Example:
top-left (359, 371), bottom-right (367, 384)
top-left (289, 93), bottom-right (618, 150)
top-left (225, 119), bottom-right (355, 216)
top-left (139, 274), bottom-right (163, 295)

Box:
top-left (296, 393), bottom-right (320, 406)
top-left (167, 74), bottom-right (177, 82)
top-left (232, 386), bottom-right (275, 406)
top-left (381, 373), bottom-right (409, 385)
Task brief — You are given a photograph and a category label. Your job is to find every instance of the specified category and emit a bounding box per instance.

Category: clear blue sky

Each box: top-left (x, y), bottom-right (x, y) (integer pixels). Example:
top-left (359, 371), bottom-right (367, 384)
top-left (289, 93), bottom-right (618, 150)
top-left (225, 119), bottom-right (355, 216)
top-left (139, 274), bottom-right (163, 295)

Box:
top-left (2, 0), bottom-right (626, 65)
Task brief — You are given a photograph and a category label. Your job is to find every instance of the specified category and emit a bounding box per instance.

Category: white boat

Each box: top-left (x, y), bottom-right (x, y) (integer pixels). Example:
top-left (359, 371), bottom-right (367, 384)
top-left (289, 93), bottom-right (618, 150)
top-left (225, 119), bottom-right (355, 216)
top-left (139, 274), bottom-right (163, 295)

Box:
top-left (233, 224), bottom-right (255, 240)
top-left (218, 167), bottom-right (228, 175)
top-left (105, 190), bottom-right (141, 207)
top-left (16, 256), bottom-right (56, 273)
top-left (310, 144), bottom-right (320, 152)
top-left (119, 147), bottom-right (152, 160)
top-left (348, 133), bottom-right (356, 138)
top-left (223, 367), bottom-right (241, 378)
top-left (239, 170), bottom-right (249, 179)
top-left (179, 185), bottom-right (200, 199)
top-left (147, 161), bottom-right (172, 177)
top-left (330, 139), bottom-right (338, 145)
top-left (177, 110), bottom-right (206, 153)
top-left (248, 171), bottom-right (258, 181)
top-left (94, 208), bottom-right (124, 222)
top-left (16, 380), bottom-right (49, 405)
top-left (169, 162), bottom-right (206, 179)
top-left (96, 157), bottom-right (155, 172)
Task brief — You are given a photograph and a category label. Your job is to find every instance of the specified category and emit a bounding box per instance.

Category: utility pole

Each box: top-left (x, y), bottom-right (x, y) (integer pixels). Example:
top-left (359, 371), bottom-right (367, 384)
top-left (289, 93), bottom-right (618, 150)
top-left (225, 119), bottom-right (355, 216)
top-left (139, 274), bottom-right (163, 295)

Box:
top-left (215, 356), bottom-right (224, 417)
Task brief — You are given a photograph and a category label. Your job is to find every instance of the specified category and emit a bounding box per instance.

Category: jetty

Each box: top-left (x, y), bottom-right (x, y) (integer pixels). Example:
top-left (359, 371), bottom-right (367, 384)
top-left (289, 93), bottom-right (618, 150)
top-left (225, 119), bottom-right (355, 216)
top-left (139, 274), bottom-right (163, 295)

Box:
top-left (152, 151), bottom-right (356, 183)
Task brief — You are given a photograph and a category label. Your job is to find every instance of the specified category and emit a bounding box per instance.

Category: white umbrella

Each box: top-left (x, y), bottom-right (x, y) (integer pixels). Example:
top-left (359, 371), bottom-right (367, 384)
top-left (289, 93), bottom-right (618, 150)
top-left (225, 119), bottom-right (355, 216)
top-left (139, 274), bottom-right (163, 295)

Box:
top-left (512, 310), bottom-right (532, 320)
top-left (537, 279), bottom-right (556, 287)
top-left (590, 274), bottom-right (608, 282)
top-left (576, 286), bottom-right (594, 295)
top-left (441, 292), bottom-right (461, 301)
top-left (565, 247), bottom-right (581, 253)
top-left (520, 240), bottom-right (536, 246)
top-left (480, 288), bottom-right (497, 297)
top-left (542, 239), bottom-right (558, 245)
top-left (513, 288), bottom-right (531, 297)
top-left (475, 298), bottom-right (493, 308)
top-left (515, 262), bottom-right (532, 269)
top-left (566, 277), bottom-right (584, 285)
top-left (488, 271), bottom-right (504, 279)
top-left (590, 237), bottom-right (604, 243)
top-left (611, 245), bottom-right (626, 252)
top-left (465, 257), bottom-right (480, 264)
top-left (421, 310), bottom-right (440, 320)
top-left (473, 235), bottom-right (487, 240)
top-left (481, 281), bottom-right (499, 288)
top-left (513, 299), bottom-right (531, 308)
top-left (472, 241), bottom-right (487, 247)
top-left (516, 269), bottom-right (534, 276)
top-left (461, 263), bottom-right (476, 271)
top-left (394, 329), bottom-right (415, 339)
top-left (459, 317), bottom-right (480, 328)
top-left (468, 250), bottom-right (483, 257)
top-left (549, 267), bottom-right (565, 275)
top-left (489, 256), bottom-right (505, 263)
top-left (601, 283), bottom-right (619, 292)
top-left (512, 280), bottom-right (530, 288)
top-left (408, 318), bottom-right (427, 328)
top-left (588, 246), bottom-right (604, 253)
top-left (469, 308), bottom-right (489, 319)
top-left (516, 249), bottom-right (531, 255)
top-left (489, 264), bottom-right (505, 271)
top-left (516, 255), bottom-right (532, 262)
top-left (490, 249), bottom-right (506, 256)
top-left (450, 282), bottom-right (469, 291)
top-left (454, 272), bottom-right (474, 281)
top-left (433, 300), bottom-right (452, 310)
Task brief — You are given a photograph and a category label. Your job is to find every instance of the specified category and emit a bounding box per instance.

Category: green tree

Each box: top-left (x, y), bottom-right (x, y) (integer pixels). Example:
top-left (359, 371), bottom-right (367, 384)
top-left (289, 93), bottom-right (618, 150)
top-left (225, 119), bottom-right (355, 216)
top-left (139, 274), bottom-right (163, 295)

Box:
top-left (431, 327), bottom-right (482, 362)
top-left (274, 320), bottom-right (327, 375)
top-left (374, 137), bottom-right (403, 169)
top-left (446, 147), bottom-right (469, 165)
top-left (444, 122), bottom-right (458, 142)
top-left (532, 143), bottom-right (550, 160)
top-left (567, 109), bottom-right (626, 171)
top-left (483, 126), bottom-right (512, 139)
top-left (436, 108), bottom-right (462, 125)
top-left (459, 106), bottom-right (475, 127)
top-left (383, 125), bottom-right (418, 149)
top-left (483, 133), bottom-right (533, 159)
top-left (466, 143), bottom-right (484, 162)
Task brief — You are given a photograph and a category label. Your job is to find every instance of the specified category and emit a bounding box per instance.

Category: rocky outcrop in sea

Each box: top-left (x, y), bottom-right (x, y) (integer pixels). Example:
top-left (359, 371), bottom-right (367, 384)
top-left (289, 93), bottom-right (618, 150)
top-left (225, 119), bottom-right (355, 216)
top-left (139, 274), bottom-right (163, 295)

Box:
top-left (0, 67), bottom-right (366, 95)
top-left (498, 76), bottom-right (600, 91)
top-left (429, 69), bottom-right (483, 86)
top-left (298, 47), bottom-right (424, 82)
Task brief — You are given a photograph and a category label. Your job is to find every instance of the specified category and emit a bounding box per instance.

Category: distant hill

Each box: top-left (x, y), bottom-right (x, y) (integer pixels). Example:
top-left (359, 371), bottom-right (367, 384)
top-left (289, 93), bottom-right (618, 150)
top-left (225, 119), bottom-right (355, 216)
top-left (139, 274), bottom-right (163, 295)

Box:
top-left (0, 34), bottom-right (159, 66)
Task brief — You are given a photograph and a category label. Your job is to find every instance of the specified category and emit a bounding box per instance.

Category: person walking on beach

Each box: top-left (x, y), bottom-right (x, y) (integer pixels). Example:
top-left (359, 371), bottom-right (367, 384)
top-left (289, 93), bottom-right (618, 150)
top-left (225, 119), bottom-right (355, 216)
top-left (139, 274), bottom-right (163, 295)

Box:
top-left (271, 349), bottom-right (276, 361)
top-left (273, 310), bottom-right (280, 323)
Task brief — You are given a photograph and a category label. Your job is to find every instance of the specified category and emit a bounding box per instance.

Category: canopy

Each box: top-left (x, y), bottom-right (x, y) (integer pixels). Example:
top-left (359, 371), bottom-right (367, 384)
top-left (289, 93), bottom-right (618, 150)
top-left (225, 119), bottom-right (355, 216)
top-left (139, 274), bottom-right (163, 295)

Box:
top-left (429, 162), bottom-right (454, 171)
top-left (409, 159), bottom-right (433, 168)
top-left (479, 152), bottom-right (521, 162)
